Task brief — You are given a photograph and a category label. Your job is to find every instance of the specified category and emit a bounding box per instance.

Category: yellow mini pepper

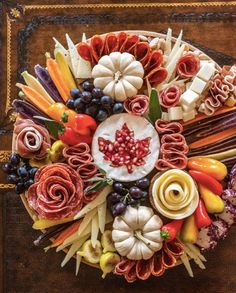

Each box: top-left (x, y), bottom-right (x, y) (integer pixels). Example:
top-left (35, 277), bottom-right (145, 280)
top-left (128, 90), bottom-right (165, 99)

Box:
top-left (180, 214), bottom-right (198, 244)
top-left (199, 184), bottom-right (225, 214)
top-left (187, 157), bottom-right (227, 181)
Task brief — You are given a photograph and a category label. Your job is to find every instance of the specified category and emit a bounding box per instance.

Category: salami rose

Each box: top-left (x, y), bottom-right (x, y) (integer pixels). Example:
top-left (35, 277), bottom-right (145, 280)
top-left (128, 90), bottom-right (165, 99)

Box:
top-left (176, 53), bottom-right (200, 78)
top-left (27, 163), bottom-right (83, 220)
top-left (160, 85), bottom-right (181, 108)
top-left (14, 118), bottom-right (51, 160)
top-left (124, 95), bottom-right (149, 116)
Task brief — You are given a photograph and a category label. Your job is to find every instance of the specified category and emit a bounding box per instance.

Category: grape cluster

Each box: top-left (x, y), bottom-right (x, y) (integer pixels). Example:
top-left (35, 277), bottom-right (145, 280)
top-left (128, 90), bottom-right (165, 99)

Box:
top-left (2, 153), bottom-right (38, 194)
top-left (66, 81), bottom-right (124, 122)
top-left (107, 177), bottom-right (150, 217)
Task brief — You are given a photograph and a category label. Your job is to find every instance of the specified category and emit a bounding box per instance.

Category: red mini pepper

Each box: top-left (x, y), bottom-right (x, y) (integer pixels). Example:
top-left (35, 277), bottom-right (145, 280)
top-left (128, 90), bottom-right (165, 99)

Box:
top-left (160, 219), bottom-right (184, 242)
top-left (59, 127), bottom-right (93, 145)
top-left (189, 170), bottom-right (223, 195)
top-left (194, 199), bottom-right (212, 229)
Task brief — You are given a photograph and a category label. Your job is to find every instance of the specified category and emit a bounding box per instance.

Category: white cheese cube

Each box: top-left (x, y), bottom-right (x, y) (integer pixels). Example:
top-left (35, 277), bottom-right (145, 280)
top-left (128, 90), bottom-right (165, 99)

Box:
top-left (168, 107), bottom-right (183, 120)
top-left (197, 63), bottom-right (215, 81)
top-left (182, 102), bottom-right (196, 112)
top-left (180, 89), bottom-right (199, 106)
top-left (190, 77), bottom-right (207, 94)
top-left (161, 112), bottom-right (169, 121)
top-left (183, 110), bottom-right (196, 122)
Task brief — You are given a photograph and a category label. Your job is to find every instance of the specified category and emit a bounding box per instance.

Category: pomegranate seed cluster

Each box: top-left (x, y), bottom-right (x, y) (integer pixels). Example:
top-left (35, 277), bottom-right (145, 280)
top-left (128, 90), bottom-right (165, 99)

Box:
top-left (98, 123), bottom-right (151, 173)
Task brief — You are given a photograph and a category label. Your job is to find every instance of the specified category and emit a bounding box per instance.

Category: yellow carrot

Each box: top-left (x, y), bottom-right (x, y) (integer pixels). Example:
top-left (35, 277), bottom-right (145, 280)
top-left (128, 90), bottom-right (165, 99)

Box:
top-left (189, 127), bottom-right (236, 149)
top-left (55, 51), bottom-right (77, 89)
top-left (46, 52), bottom-right (71, 102)
top-left (32, 217), bottom-right (73, 230)
top-left (16, 83), bottom-right (52, 114)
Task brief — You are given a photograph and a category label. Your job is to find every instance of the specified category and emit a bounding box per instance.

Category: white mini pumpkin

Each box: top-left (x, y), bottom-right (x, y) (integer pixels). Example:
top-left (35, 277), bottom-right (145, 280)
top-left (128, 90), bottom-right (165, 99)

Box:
top-left (92, 52), bottom-right (144, 101)
top-left (112, 206), bottom-right (163, 260)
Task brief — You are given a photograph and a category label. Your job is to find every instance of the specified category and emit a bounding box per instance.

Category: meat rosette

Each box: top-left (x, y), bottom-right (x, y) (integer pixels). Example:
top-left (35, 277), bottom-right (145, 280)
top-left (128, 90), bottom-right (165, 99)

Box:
top-left (14, 118), bottom-right (51, 160)
top-left (27, 163), bottom-right (84, 220)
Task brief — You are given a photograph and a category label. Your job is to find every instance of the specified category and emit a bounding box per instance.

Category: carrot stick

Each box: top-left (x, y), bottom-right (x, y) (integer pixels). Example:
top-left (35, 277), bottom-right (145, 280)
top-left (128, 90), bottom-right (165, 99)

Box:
top-left (44, 220), bottom-right (81, 251)
top-left (183, 106), bottom-right (236, 127)
top-left (16, 83), bottom-right (52, 114)
top-left (46, 52), bottom-right (71, 102)
top-left (189, 127), bottom-right (236, 149)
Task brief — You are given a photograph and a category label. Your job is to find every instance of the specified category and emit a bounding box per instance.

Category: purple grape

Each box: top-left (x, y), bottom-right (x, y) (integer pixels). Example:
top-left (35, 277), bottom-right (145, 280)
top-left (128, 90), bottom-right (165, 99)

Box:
top-left (17, 166), bottom-right (29, 179)
top-left (82, 81), bottom-right (94, 92)
top-left (7, 174), bottom-right (19, 184)
top-left (100, 95), bottom-right (114, 106)
top-left (112, 202), bottom-right (127, 217)
top-left (136, 178), bottom-right (150, 190)
top-left (9, 153), bottom-right (21, 166)
top-left (107, 192), bottom-right (122, 207)
top-left (66, 98), bottom-right (75, 109)
top-left (2, 163), bottom-right (11, 173)
top-left (96, 109), bottom-right (108, 122)
top-left (112, 102), bottom-right (124, 114)
top-left (15, 182), bottom-right (25, 194)
top-left (92, 87), bottom-right (103, 99)
top-left (129, 186), bottom-right (142, 199)
top-left (74, 98), bottom-right (85, 112)
top-left (70, 88), bottom-right (81, 99)
top-left (85, 105), bottom-right (98, 117)
top-left (81, 91), bottom-right (92, 104)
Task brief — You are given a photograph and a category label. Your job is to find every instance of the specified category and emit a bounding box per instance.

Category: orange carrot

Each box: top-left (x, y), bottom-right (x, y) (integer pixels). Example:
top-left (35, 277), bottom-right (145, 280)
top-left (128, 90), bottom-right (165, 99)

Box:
top-left (45, 220), bottom-right (81, 251)
top-left (16, 83), bottom-right (52, 114)
top-left (46, 53), bottom-right (71, 102)
top-left (183, 106), bottom-right (236, 127)
top-left (189, 127), bottom-right (236, 149)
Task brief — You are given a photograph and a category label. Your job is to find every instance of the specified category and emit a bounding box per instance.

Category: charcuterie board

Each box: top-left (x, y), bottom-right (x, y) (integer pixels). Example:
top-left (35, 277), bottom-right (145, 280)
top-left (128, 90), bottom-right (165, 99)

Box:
top-left (3, 27), bottom-right (236, 284)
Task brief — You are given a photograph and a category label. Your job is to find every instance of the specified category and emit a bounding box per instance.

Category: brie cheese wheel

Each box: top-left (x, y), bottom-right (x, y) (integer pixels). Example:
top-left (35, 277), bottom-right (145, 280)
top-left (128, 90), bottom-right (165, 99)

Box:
top-left (91, 113), bottom-right (160, 182)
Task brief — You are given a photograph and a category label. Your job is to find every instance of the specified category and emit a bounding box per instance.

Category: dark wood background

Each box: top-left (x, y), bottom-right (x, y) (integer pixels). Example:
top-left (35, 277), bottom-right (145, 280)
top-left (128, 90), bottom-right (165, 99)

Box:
top-left (1, 1), bottom-right (236, 292)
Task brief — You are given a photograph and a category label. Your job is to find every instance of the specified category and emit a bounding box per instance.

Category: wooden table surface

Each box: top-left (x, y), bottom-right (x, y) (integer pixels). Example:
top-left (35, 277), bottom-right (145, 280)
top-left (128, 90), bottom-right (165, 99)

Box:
top-left (1, 1), bottom-right (236, 292)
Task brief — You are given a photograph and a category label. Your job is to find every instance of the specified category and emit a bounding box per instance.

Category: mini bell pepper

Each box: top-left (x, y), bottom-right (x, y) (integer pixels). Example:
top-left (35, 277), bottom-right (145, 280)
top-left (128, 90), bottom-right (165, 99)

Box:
top-left (189, 170), bottom-right (223, 195)
top-left (187, 157), bottom-right (227, 181)
top-left (59, 127), bottom-right (93, 145)
top-left (46, 102), bottom-right (67, 121)
top-left (194, 199), bottom-right (212, 229)
top-left (198, 184), bottom-right (225, 214)
top-left (180, 214), bottom-right (198, 244)
top-left (160, 219), bottom-right (184, 242)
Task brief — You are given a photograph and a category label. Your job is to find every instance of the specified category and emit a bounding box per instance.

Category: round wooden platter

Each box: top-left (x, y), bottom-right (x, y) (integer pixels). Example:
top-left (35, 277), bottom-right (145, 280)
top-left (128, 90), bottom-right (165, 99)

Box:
top-left (13, 30), bottom-right (220, 272)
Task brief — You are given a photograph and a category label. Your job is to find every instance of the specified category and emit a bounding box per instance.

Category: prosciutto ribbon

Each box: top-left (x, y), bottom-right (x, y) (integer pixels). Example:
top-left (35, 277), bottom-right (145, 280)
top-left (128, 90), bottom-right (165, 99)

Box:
top-left (14, 118), bottom-right (51, 160)
top-left (124, 95), bottom-right (149, 116)
top-left (160, 85), bottom-right (181, 108)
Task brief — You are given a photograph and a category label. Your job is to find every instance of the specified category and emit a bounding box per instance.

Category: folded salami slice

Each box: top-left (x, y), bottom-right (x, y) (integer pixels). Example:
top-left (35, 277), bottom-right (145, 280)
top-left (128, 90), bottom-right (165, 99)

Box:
top-left (120, 34), bottom-right (139, 54)
top-left (150, 254), bottom-right (165, 277)
top-left (155, 120), bottom-right (183, 134)
top-left (156, 151), bottom-right (188, 170)
top-left (134, 42), bottom-right (151, 65)
top-left (77, 42), bottom-right (93, 62)
top-left (136, 259), bottom-right (152, 280)
top-left (104, 33), bottom-right (119, 54)
top-left (162, 249), bottom-right (177, 268)
top-left (144, 50), bottom-right (164, 73)
top-left (90, 35), bottom-right (105, 63)
top-left (124, 95), bottom-right (149, 116)
top-left (117, 31), bottom-right (127, 50)
top-left (164, 239), bottom-right (184, 257)
top-left (176, 53), bottom-right (200, 78)
top-left (145, 67), bottom-right (168, 86)
top-left (160, 85), bottom-right (181, 108)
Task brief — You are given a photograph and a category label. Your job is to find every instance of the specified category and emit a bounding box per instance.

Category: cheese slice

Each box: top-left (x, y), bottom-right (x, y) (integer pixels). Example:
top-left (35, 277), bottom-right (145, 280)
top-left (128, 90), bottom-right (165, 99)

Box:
top-left (91, 113), bottom-right (160, 182)
top-left (168, 107), bottom-right (183, 120)
top-left (197, 63), bottom-right (215, 81)
top-left (183, 110), bottom-right (196, 122)
top-left (190, 77), bottom-right (207, 95)
top-left (180, 89), bottom-right (199, 106)
top-left (182, 102), bottom-right (196, 112)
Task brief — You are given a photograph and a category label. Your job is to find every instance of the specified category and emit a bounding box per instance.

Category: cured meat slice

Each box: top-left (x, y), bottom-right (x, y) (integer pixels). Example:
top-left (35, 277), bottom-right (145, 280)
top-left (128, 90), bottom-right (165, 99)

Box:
top-left (155, 119), bottom-right (183, 134)
top-left (159, 85), bottom-right (181, 108)
top-left (104, 33), bottom-right (119, 54)
top-left (77, 162), bottom-right (98, 180)
top-left (124, 261), bottom-right (138, 283)
top-left (14, 118), bottom-right (51, 160)
top-left (124, 95), bottom-right (149, 116)
top-left (77, 42), bottom-right (92, 62)
top-left (117, 31), bottom-right (127, 50)
top-left (136, 259), bottom-right (152, 280)
top-left (162, 249), bottom-right (176, 268)
top-left (144, 50), bottom-right (163, 73)
top-left (90, 35), bottom-right (105, 63)
top-left (156, 151), bottom-right (188, 170)
top-left (164, 239), bottom-right (184, 257)
top-left (145, 67), bottom-right (168, 86)
top-left (114, 258), bottom-right (132, 275)
top-left (134, 42), bottom-right (151, 65)
top-left (27, 163), bottom-right (83, 220)
top-left (176, 53), bottom-right (200, 78)
top-left (161, 134), bottom-right (189, 154)
top-left (150, 254), bottom-right (165, 277)
top-left (120, 34), bottom-right (139, 54)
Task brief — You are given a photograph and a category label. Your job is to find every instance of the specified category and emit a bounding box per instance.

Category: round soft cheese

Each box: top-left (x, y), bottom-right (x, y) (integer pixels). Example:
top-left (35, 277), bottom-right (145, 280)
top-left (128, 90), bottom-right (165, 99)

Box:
top-left (91, 113), bottom-right (160, 181)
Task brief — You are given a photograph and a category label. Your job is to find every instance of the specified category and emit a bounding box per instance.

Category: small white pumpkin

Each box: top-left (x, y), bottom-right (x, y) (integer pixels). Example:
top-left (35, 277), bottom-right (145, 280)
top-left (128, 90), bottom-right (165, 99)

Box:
top-left (112, 206), bottom-right (163, 260)
top-left (92, 52), bottom-right (144, 102)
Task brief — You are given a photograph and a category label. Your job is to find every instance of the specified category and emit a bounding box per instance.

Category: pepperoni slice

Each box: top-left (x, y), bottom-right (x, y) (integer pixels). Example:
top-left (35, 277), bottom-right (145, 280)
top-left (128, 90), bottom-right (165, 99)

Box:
top-left (134, 42), bottom-right (151, 65)
top-left (162, 249), bottom-right (176, 268)
top-left (176, 53), bottom-right (200, 78)
top-left (150, 254), bottom-right (165, 277)
top-left (124, 261), bottom-right (137, 283)
top-left (104, 33), bottom-right (119, 54)
top-left (136, 259), bottom-right (152, 280)
top-left (77, 163), bottom-right (98, 180)
top-left (77, 42), bottom-right (92, 62)
top-left (114, 258), bottom-right (132, 275)
top-left (117, 31), bottom-right (127, 50)
top-left (146, 67), bottom-right (168, 86)
top-left (90, 35), bottom-right (105, 63)
top-left (120, 34), bottom-right (139, 54)
top-left (164, 239), bottom-right (184, 257)
top-left (144, 50), bottom-right (164, 73)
